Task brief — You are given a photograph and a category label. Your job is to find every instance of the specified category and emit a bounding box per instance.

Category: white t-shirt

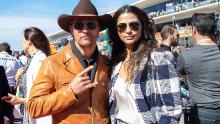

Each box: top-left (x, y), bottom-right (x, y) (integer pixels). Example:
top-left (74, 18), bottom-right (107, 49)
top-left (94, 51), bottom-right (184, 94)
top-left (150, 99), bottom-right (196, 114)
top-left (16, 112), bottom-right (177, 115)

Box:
top-left (113, 62), bottom-right (145, 124)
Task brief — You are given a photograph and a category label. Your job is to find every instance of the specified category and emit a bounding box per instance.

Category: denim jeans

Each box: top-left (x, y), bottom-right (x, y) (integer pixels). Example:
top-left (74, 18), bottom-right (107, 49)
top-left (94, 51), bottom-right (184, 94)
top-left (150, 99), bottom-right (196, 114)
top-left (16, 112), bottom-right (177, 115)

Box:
top-left (190, 107), bottom-right (220, 124)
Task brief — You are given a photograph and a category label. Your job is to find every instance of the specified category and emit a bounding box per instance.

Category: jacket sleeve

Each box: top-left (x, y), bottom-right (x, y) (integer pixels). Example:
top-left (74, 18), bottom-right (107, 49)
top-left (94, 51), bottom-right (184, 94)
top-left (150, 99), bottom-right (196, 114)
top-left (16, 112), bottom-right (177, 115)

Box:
top-left (153, 52), bottom-right (182, 123)
top-left (27, 59), bottom-right (78, 118)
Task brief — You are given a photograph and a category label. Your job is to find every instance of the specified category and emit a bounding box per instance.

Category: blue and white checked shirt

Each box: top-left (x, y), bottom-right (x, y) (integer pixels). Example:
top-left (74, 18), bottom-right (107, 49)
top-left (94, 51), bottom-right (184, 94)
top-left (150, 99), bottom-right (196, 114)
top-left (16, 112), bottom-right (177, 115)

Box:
top-left (109, 49), bottom-right (182, 124)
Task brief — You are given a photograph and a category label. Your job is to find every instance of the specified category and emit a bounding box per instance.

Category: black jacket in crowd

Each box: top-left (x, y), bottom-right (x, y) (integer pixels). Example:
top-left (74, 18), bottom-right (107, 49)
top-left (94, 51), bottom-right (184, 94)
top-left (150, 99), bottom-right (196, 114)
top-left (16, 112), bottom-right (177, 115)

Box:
top-left (0, 66), bottom-right (10, 124)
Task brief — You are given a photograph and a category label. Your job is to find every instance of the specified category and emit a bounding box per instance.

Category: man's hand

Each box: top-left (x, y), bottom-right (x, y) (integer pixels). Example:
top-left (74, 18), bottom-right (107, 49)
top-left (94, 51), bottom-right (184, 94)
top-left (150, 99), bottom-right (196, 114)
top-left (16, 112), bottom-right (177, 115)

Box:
top-left (172, 46), bottom-right (182, 54)
top-left (69, 66), bottom-right (98, 95)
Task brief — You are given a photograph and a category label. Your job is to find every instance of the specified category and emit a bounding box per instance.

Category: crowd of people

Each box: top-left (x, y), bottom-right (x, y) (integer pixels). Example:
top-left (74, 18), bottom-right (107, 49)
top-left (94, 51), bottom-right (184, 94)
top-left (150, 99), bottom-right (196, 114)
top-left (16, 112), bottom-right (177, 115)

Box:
top-left (148, 0), bottom-right (218, 18)
top-left (0, 0), bottom-right (220, 124)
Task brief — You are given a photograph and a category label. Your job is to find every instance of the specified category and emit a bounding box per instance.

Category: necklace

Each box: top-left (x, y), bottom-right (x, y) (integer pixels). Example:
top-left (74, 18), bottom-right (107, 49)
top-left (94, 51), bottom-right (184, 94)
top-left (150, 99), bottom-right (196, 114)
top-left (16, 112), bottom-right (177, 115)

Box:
top-left (196, 39), bottom-right (216, 45)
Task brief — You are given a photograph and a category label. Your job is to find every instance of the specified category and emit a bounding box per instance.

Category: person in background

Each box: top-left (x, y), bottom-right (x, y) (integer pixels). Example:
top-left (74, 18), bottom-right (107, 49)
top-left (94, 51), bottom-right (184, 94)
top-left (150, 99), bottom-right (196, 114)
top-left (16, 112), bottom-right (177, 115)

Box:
top-left (0, 42), bottom-right (21, 93)
top-left (177, 13), bottom-right (220, 124)
top-left (0, 42), bottom-right (21, 123)
top-left (19, 50), bottom-right (28, 66)
top-left (0, 66), bottom-right (11, 124)
top-left (2, 27), bottom-right (52, 124)
top-left (160, 25), bottom-right (180, 64)
top-left (149, 18), bottom-right (157, 34)
top-left (108, 5), bottom-right (182, 124)
top-left (12, 51), bottom-right (20, 59)
top-left (13, 51), bottom-right (22, 66)
top-left (27, 0), bottom-right (112, 123)
top-left (100, 47), bottom-right (110, 60)
top-left (49, 44), bottom-right (58, 54)
top-left (58, 38), bottom-right (69, 51)
top-left (160, 25), bottom-right (179, 52)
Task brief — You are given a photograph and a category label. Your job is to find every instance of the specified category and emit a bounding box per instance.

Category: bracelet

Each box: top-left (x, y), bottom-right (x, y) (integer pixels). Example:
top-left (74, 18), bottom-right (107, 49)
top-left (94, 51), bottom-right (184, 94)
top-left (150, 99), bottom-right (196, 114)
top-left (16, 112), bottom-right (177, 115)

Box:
top-left (68, 84), bottom-right (78, 99)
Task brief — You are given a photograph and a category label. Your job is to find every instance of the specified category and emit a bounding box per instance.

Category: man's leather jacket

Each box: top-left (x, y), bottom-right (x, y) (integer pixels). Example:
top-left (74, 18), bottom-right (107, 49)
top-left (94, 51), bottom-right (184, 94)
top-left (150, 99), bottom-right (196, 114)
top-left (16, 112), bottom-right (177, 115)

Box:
top-left (28, 43), bottom-right (110, 124)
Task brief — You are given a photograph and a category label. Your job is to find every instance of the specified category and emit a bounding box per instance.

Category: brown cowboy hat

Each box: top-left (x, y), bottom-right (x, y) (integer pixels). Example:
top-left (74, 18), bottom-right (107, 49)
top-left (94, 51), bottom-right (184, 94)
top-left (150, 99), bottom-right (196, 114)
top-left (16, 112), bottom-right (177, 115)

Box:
top-left (58, 0), bottom-right (112, 33)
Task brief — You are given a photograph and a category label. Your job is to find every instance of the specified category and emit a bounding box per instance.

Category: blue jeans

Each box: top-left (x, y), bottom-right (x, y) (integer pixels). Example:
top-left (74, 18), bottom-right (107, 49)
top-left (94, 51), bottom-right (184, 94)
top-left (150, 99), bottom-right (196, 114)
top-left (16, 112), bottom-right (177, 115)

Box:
top-left (190, 107), bottom-right (220, 124)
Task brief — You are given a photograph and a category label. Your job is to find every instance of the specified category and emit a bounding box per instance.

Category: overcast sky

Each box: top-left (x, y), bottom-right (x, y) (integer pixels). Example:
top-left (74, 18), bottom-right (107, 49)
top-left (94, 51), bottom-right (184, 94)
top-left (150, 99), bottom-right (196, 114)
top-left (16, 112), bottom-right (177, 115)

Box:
top-left (0, 0), bottom-right (137, 51)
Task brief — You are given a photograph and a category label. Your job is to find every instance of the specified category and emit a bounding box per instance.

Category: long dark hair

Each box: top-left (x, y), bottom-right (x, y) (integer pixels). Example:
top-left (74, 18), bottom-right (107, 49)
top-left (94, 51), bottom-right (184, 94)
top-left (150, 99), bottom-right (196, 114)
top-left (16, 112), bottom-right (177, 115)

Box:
top-left (109, 5), bottom-right (157, 81)
top-left (24, 27), bottom-right (51, 56)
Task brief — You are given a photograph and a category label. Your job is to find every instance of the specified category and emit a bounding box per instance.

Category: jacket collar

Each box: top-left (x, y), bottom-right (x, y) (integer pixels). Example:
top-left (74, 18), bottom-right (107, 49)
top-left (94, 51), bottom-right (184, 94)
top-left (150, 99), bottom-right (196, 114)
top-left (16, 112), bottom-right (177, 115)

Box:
top-left (60, 42), bottom-right (109, 83)
top-left (61, 42), bottom-right (84, 75)
top-left (0, 51), bottom-right (9, 55)
top-left (60, 42), bottom-right (102, 75)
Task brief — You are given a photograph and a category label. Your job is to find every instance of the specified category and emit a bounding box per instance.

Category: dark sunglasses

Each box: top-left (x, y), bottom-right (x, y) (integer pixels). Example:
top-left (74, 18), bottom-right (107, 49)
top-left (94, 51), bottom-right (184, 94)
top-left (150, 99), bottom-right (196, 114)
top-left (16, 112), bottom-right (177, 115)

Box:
top-left (117, 21), bottom-right (141, 32)
top-left (72, 21), bottom-right (98, 30)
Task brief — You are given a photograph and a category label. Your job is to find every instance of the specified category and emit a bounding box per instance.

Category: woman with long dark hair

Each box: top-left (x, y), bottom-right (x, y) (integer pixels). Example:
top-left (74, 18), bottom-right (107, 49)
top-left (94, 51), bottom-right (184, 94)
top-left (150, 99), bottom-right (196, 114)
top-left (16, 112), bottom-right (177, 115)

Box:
top-left (2, 27), bottom-right (52, 124)
top-left (108, 5), bottom-right (182, 124)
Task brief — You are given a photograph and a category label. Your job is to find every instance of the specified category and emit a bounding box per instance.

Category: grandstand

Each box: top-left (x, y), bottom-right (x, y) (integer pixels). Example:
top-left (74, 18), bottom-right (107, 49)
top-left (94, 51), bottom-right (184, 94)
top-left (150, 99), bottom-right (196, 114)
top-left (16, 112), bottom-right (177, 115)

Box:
top-left (48, 0), bottom-right (219, 48)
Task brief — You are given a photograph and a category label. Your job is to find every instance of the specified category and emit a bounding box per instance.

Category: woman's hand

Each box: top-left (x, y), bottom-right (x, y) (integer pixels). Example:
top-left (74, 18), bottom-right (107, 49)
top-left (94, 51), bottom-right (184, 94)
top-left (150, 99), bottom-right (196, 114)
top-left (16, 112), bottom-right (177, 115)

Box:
top-left (15, 67), bottom-right (25, 81)
top-left (1, 93), bottom-right (25, 105)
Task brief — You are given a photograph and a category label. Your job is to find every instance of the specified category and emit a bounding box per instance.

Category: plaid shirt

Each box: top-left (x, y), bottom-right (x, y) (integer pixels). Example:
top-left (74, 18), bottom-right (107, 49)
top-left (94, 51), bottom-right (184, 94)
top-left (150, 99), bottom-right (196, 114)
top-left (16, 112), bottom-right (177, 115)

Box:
top-left (109, 49), bottom-right (182, 124)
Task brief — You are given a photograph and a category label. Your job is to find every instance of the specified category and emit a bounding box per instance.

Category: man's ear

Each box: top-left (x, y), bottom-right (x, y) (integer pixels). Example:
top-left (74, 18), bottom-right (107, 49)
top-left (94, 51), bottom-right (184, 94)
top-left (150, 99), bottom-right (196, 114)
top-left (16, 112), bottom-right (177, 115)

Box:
top-left (98, 25), bottom-right (101, 32)
top-left (171, 35), bottom-right (175, 41)
top-left (192, 26), bottom-right (197, 36)
top-left (69, 25), bottom-right (73, 33)
top-left (167, 35), bottom-right (172, 41)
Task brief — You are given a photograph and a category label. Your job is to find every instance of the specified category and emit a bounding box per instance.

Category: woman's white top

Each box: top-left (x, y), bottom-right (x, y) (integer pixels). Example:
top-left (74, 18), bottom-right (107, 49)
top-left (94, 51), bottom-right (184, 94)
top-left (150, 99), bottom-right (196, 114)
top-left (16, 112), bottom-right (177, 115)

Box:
top-left (113, 62), bottom-right (145, 124)
top-left (26, 50), bottom-right (52, 124)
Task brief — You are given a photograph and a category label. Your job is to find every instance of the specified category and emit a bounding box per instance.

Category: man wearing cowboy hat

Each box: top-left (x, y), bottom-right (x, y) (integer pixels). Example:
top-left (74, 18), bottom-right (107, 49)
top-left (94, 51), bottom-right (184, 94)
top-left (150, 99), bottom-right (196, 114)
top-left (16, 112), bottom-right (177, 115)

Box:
top-left (28, 0), bottom-right (112, 124)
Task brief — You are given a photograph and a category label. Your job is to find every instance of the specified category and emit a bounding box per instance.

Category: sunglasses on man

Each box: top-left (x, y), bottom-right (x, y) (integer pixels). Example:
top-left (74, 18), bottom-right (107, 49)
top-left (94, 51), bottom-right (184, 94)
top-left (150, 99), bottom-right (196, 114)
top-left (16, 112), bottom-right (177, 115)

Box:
top-left (117, 21), bottom-right (141, 33)
top-left (72, 21), bottom-right (98, 30)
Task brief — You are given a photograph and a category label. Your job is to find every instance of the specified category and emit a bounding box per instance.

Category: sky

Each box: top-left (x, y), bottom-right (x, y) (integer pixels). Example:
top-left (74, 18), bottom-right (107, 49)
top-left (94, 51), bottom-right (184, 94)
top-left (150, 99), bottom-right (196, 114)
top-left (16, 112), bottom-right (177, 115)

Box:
top-left (0, 0), bottom-right (137, 51)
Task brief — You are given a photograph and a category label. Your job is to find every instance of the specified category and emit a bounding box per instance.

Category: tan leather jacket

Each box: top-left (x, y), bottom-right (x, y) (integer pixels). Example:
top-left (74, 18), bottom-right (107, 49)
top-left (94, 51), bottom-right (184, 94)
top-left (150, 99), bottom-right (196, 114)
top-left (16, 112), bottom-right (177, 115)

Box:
top-left (28, 43), bottom-right (110, 124)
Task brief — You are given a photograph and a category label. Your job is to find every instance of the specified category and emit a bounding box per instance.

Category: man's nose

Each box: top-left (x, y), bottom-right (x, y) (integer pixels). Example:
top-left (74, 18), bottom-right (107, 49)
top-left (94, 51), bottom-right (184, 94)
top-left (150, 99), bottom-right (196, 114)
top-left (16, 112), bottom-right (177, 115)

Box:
top-left (81, 25), bottom-right (89, 33)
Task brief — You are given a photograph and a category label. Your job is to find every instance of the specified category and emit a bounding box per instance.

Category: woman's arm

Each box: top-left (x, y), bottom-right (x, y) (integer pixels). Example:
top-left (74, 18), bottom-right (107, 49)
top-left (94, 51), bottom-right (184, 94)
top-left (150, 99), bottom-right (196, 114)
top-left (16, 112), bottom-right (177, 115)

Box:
top-left (152, 51), bottom-right (182, 123)
top-left (1, 93), bottom-right (26, 105)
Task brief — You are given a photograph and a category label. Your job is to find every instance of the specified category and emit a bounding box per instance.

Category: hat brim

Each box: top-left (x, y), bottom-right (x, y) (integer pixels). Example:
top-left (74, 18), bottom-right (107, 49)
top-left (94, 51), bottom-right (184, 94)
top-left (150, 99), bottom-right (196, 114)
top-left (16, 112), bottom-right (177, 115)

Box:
top-left (58, 14), bottom-right (112, 32)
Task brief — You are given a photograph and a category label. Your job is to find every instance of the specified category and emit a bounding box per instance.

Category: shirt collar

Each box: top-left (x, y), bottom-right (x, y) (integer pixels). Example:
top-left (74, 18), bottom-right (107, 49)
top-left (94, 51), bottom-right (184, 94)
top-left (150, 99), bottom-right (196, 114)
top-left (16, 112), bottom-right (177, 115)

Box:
top-left (160, 44), bottom-right (171, 51)
top-left (0, 51), bottom-right (9, 55)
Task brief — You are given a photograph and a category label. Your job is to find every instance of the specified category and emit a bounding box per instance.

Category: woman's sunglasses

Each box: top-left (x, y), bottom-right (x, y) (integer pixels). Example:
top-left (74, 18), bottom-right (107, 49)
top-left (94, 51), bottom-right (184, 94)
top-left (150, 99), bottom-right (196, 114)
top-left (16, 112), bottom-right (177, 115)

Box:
top-left (72, 21), bottom-right (98, 30)
top-left (117, 21), bottom-right (141, 33)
